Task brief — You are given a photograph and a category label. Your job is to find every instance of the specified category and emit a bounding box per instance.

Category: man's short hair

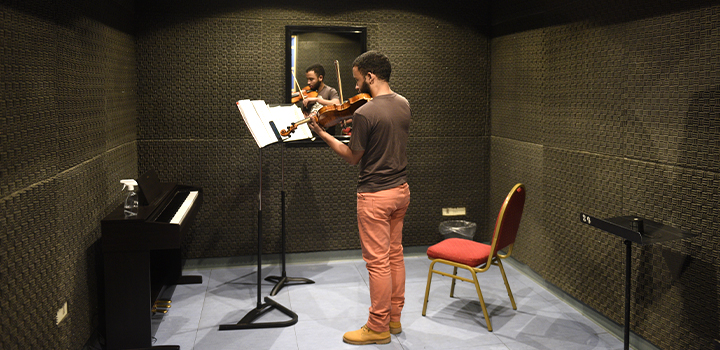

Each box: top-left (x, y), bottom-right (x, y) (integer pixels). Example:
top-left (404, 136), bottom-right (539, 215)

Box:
top-left (306, 64), bottom-right (325, 78)
top-left (352, 51), bottom-right (391, 82)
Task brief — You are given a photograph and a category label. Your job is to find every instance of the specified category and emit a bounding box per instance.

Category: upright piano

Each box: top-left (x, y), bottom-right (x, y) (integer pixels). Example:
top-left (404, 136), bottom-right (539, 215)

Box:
top-left (101, 170), bottom-right (203, 350)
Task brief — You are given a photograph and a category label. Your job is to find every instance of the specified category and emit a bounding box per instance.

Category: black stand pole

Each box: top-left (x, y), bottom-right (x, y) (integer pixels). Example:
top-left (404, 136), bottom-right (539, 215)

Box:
top-left (580, 213), bottom-right (697, 350)
top-left (623, 240), bottom-right (631, 350)
top-left (265, 142), bottom-right (314, 296)
top-left (219, 149), bottom-right (297, 330)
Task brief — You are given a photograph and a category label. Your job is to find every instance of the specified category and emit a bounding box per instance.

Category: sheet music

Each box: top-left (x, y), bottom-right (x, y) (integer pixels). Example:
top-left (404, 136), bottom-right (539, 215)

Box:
top-left (236, 99), bottom-right (312, 148)
top-left (251, 100), bottom-right (280, 141)
top-left (237, 99), bottom-right (275, 148)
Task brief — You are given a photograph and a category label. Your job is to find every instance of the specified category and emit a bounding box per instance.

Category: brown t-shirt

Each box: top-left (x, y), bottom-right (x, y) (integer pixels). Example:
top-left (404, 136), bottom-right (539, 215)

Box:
top-left (348, 93), bottom-right (411, 193)
top-left (302, 84), bottom-right (339, 114)
top-left (318, 84), bottom-right (339, 102)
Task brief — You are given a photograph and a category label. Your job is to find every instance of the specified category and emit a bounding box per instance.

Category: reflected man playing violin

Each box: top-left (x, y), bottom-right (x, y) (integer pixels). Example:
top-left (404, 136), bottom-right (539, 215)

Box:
top-left (301, 64), bottom-right (340, 114)
top-left (301, 64), bottom-right (341, 135)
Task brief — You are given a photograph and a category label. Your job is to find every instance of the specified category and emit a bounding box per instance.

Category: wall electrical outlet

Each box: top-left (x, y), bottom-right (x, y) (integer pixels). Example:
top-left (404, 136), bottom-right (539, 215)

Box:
top-left (56, 302), bottom-right (68, 325)
top-left (442, 207), bottom-right (466, 216)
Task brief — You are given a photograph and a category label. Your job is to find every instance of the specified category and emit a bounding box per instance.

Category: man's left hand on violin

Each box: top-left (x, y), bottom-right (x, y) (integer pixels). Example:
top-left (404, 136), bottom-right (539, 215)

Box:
top-left (307, 117), bottom-right (325, 135)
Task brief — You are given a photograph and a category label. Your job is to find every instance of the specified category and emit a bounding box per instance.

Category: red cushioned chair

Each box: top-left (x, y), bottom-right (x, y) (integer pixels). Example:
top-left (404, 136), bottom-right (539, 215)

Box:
top-left (422, 183), bottom-right (526, 331)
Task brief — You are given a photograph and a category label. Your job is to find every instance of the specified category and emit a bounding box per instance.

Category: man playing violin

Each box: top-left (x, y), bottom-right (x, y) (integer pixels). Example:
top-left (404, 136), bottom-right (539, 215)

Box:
top-left (307, 51), bottom-right (411, 346)
top-left (301, 64), bottom-right (340, 114)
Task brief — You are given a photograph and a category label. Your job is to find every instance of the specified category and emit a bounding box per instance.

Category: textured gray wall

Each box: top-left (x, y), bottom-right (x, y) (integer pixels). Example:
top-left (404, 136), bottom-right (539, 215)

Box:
top-left (13, 1), bottom-right (717, 349)
top-left (490, 1), bottom-right (720, 349)
top-left (1, 0), bottom-right (137, 348)
top-left (135, 2), bottom-right (492, 259)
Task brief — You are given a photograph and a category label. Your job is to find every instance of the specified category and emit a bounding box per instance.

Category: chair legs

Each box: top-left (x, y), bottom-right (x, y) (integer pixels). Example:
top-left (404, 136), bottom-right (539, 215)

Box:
top-left (422, 261), bottom-right (435, 316)
top-left (496, 259), bottom-right (517, 310)
top-left (422, 259), bottom-right (495, 331)
top-left (469, 267), bottom-right (492, 331)
top-left (450, 266), bottom-right (457, 297)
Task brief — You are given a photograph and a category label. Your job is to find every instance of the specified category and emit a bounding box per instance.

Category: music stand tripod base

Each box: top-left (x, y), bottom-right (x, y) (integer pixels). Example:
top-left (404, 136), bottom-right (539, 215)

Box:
top-left (264, 190), bottom-right (314, 296)
top-left (219, 149), bottom-right (298, 331)
top-left (219, 296), bottom-right (298, 330)
top-left (265, 275), bottom-right (315, 296)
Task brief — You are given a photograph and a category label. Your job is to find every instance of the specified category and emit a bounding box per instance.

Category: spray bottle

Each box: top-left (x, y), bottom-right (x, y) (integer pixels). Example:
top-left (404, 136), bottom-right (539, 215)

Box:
top-left (120, 179), bottom-right (139, 217)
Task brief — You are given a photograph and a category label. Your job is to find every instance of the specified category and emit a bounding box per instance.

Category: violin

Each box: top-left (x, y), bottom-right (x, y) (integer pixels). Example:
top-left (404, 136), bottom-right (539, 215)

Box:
top-left (290, 85), bottom-right (318, 103)
top-left (280, 93), bottom-right (371, 137)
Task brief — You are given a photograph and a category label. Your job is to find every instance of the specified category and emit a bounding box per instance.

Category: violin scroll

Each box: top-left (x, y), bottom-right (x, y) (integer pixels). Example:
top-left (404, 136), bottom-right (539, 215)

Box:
top-left (280, 115), bottom-right (317, 137)
top-left (280, 125), bottom-right (296, 137)
top-left (280, 122), bottom-right (300, 137)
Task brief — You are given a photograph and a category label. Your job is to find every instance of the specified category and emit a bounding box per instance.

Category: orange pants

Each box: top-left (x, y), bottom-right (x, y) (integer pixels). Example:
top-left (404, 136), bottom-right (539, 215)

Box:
top-left (357, 183), bottom-right (410, 333)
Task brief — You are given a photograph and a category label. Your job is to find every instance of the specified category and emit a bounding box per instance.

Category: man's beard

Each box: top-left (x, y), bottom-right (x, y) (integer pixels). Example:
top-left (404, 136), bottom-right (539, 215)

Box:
top-left (309, 81), bottom-right (320, 90)
top-left (358, 80), bottom-right (371, 94)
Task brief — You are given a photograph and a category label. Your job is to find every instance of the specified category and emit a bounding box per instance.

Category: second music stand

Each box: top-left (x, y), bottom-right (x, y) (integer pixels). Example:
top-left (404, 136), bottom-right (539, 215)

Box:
top-left (264, 125), bottom-right (315, 296)
top-left (580, 213), bottom-right (696, 350)
top-left (218, 149), bottom-right (298, 330)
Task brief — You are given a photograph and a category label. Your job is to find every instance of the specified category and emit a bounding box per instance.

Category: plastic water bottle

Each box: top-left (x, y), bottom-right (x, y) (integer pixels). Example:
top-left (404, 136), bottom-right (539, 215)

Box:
top-left (120, 179), bottom-right (139, 217)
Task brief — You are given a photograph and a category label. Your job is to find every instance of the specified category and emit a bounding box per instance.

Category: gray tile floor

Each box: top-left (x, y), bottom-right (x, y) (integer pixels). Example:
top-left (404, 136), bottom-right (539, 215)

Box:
top-left (151, 251), bottom-right (625, 349)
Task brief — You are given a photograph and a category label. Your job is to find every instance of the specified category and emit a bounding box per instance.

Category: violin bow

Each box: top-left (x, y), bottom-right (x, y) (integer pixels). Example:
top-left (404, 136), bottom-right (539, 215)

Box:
top-left (334, 60), bottom-right (343, 103)
top-left (292, 73), bottom-right (306, 102)
top-left (334, 60), bottom-right (352, 128)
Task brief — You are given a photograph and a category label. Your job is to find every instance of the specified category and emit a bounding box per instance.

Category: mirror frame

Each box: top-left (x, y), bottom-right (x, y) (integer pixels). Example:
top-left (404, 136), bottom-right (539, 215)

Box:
top-left (285, 25), bottom-right (367, 104)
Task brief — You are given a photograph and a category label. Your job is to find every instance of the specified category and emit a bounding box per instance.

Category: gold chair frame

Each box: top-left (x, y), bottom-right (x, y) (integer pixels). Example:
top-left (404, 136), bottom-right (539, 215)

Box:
top-left (422, 183), bottom-right (525, 332)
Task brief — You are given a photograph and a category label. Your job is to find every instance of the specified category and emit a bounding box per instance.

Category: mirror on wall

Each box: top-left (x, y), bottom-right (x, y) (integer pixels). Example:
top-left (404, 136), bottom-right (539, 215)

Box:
top-left (285, 26), bottom-right (367, 108)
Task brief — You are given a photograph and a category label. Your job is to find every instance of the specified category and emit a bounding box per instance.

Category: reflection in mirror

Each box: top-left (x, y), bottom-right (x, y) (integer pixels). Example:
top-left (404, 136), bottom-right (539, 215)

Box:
top-left (286, 26), bottom-right (367, 137)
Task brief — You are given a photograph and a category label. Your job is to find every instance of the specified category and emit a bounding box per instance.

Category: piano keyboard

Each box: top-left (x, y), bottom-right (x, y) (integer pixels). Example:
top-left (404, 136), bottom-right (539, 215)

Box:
top-left (156, 190), bottom-right (199, 224)
top-left (170, 191), bottom-right (198, 224)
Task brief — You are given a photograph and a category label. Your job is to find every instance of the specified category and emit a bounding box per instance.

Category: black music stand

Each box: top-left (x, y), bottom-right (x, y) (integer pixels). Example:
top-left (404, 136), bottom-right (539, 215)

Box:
top-left (580, 213), bottom-right (696, 350)
top-left (219, 149), bottom-right (298, 330)
top-left (264, 137), bottom-right (314, 296)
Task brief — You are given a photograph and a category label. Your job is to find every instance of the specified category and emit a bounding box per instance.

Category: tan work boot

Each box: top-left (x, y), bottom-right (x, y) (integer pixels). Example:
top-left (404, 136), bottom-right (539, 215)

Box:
top-left (389, 321), bottom-right (402, 334)
top-left (342, 324), bottom-right (391, 345)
